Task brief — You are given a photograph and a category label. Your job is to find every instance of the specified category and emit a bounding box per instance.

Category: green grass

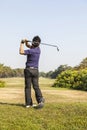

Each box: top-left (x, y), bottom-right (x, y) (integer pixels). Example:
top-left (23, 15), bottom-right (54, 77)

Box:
top-left (0, 77), bottom-right (87, 130)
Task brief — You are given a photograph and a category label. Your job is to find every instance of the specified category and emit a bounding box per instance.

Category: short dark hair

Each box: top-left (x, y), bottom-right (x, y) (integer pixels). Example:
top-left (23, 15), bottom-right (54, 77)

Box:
top-left (32, 36), bottom-right (41, 47)
top-left (32, 35), bottom-right (41, 43)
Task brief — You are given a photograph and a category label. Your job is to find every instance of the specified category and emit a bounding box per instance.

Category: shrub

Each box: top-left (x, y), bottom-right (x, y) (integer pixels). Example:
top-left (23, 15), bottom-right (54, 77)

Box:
top-left (0, 80), bottom-right (5, 88)
top-left (52, 69), bottom-right (87, 91)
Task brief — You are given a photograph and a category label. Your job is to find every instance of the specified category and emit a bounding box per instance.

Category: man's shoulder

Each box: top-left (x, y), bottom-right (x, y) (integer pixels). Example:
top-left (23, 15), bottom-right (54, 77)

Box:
top-left (31, 47), bottom-right (40, 52)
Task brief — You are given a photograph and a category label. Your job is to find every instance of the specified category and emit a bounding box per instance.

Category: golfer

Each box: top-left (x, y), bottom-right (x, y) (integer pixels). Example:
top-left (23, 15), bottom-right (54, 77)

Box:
top-left (19, 35), bottom-right (44, 108)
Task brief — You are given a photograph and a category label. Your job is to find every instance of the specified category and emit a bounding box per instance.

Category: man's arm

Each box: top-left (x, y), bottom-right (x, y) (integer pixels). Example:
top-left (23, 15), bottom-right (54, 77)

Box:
top-left (19, 40), bottom-right (25, 55)
top-left (19, 39), bottom-right (32, 55)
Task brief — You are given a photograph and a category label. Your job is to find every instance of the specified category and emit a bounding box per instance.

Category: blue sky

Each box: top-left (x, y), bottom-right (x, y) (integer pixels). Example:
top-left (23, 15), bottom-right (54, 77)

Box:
top-left (0, 0), bottom-right (87, 72)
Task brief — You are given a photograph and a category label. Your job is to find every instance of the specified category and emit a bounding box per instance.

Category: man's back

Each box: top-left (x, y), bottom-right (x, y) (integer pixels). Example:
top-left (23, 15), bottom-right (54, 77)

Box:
top-left (24, 47), bottom-right (41, 68)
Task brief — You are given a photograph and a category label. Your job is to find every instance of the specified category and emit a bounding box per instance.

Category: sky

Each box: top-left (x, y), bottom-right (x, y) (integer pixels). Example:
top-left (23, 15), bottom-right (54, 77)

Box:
top-left (0, 0), bottom-right (87, 72)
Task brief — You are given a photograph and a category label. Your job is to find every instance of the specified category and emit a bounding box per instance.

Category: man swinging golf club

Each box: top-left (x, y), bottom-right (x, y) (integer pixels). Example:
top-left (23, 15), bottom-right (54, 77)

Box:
top-left (19, 35), bottom-right (45, 108)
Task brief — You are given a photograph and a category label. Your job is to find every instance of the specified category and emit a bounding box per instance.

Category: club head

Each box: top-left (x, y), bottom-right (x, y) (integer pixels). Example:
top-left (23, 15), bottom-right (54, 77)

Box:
top-left (57, 47), bottom-right (59, 51)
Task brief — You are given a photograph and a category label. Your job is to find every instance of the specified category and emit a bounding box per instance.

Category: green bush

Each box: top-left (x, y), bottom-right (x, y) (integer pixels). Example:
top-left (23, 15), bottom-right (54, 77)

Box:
top-left (52, 69), bottom-right (87, 91)
top-left (0, 80), bottom-right (5, 88)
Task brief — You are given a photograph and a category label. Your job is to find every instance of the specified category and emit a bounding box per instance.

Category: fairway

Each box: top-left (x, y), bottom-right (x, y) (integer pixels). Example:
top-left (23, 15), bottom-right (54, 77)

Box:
top-left (0, 77), bottom-right (87, 130)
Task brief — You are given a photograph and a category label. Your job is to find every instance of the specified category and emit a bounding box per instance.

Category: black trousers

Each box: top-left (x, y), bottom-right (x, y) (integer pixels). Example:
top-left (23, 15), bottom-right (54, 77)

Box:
top-left (24, 68), bottom-right (43, 105)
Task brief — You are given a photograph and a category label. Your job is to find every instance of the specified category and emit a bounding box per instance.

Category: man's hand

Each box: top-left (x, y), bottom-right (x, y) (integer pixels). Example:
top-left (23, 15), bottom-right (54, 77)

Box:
top-left (21, 40), bottom-right (25, 44)
top-left (24, 39), bottom-right (31, 48)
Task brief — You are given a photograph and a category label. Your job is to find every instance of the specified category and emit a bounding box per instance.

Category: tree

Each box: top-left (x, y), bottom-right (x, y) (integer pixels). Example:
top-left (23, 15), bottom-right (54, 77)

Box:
top-left (0, 63), bottom-right (24, 78)
top-left (74, 57), bottom-right (87, 70)
top-left (50, 65), bottom-right (72, 79)
top-left (39, 72), bottom-right (46, 77)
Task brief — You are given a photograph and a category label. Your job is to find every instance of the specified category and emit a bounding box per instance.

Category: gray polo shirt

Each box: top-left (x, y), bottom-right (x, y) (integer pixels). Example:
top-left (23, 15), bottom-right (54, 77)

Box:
top-left (24, 47), bottom-right (41, 68)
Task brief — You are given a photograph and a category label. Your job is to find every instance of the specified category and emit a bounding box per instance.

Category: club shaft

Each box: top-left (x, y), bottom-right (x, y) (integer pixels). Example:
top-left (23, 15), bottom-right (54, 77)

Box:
top-left (41, 43), bottom-right (57, 48)
top-left (27, 40), bottom-right (59, 51)
top-left (28, 40), bottom-right (57, 47)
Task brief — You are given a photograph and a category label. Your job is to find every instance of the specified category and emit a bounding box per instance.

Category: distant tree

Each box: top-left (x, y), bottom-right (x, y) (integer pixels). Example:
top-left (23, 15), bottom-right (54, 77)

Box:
top-left (50, 65), bottom-right (72, 79)
top-left (80, 57), bottom-right (87, 68)
top-left (13, 68), bottom-right (24, 77)
top-left (0, 64), bottom-right (4, 77)
top-left (0, 63), bottom-right (24, 78)
top-left (74, 57), bottom-right (87, 70)
top-left (39, 72), bottom-right (46, 77)
top-left (46, 71), bottom-right (53, 78)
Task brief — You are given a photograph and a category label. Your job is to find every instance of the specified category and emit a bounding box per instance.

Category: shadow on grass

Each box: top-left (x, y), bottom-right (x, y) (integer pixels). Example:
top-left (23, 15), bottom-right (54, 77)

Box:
top-left (0, 102), bottom-right (44, 109)
top-left (0, 102), bottom-right (25, 107)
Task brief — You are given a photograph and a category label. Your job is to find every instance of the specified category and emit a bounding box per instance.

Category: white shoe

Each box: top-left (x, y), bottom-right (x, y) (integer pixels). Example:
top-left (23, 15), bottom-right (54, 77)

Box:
top-left (32, 104), bottom-right (37, 107)
top-left (26, 105), bottom-right (31, 108)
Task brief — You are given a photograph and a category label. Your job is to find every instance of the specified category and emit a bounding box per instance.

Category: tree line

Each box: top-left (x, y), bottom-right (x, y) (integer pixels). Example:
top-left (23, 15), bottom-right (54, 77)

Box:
top-left (0, 64), bottom-right (24, 78)
top-left (1, 57), bottom-right (87, 90)
top-left (0, 57), bottom-right (87, 79)
top-left (0, 63), bottom-right (71, 78)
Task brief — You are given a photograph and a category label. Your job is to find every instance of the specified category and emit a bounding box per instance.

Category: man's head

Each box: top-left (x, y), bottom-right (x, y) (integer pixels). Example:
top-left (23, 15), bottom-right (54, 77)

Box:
top-left (32, 36), bottom-right (41, 47)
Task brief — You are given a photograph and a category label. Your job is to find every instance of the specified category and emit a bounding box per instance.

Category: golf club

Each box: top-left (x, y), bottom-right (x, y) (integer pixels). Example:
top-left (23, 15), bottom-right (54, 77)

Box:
top-left (27, 40), bottom-right (59, 51)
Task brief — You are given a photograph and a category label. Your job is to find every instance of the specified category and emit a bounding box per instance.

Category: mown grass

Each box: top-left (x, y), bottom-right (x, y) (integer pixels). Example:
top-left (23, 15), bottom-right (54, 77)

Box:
top-left (0, 77), bottom-right (87, 130)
